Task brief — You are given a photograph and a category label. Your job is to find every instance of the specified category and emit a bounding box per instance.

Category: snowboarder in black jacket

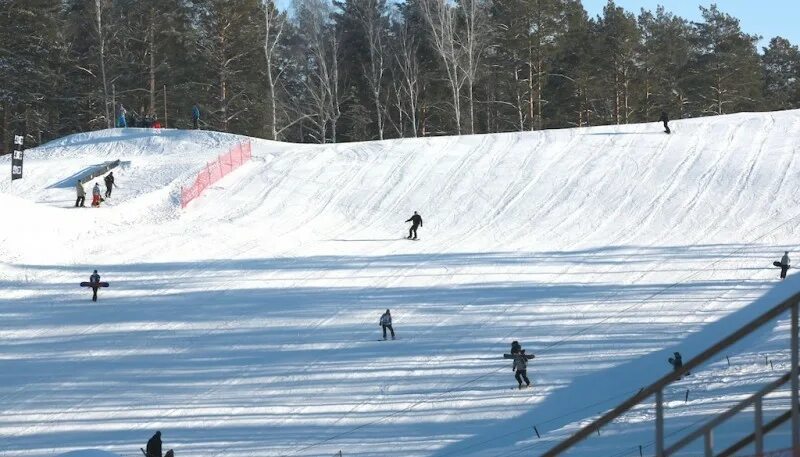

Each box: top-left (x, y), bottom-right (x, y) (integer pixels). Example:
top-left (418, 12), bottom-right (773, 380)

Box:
top-left (89, 270), bottom-right (101, 302)
top-left (406, 211), bottom-right (422, 240)
top-left (668, 351), bottom-right (689, 378)
top-left (104, 172), bottom-right (116, 198)
top-left (659, 110), bottom-right (670, 134)
top-left (146, 431), bottom-right (162, 457)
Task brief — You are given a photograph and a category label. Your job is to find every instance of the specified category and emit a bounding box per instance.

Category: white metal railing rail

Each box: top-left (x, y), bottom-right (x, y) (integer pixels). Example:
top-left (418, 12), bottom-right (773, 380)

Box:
top-left (542, 292), bottom-right (800, 457)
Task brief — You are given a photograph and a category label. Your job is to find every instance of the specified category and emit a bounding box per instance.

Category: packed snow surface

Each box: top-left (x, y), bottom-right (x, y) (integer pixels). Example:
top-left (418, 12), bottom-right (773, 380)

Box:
top-left (2, 112), bottom-right (800, 457)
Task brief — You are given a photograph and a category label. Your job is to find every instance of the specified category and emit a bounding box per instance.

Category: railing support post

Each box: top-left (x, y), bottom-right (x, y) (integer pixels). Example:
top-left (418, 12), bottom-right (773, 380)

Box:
top-left (656, 389), bottom-right (664, 457)
top-left (704, 430), bottom-right (713, 457)
top-left (754, 396), bottom-right (763, 455)
top-left (792, 301), bottom-right (799, 449)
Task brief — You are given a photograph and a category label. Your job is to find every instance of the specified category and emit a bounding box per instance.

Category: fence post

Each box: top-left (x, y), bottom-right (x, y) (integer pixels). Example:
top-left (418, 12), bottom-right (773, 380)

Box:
top-left (703, 430), bottom-right (713, 457)
top-left (656, 389), bottom-right (664, 457)
top-left (792, 301), bottom-right (799, 449)
top-left (754, 396), bottom-right (763, 455)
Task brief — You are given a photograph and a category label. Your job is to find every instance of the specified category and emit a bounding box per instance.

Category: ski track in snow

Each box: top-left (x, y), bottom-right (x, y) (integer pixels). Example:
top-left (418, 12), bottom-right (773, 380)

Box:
top-left (2, 113), bottom-right (800, 457)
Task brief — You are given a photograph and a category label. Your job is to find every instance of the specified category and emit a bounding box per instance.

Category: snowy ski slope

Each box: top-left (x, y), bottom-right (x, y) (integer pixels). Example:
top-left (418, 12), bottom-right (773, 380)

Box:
top-left (2, 111), bottom-right (800, 457)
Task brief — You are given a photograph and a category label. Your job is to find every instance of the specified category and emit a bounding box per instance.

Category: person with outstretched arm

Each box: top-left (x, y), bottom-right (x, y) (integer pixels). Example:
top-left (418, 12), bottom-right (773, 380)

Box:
top-left (405, 211), bottom-right (422, 240)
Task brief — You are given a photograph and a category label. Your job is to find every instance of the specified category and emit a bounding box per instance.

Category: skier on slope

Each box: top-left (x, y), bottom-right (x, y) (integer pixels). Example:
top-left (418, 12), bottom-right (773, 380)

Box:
top-left (75, 180), bottom-right (86, 207)
top-left (91, 182), bottom-right (102, 207)
top-left (380, 309), bottom-right (395, 340)
top-left (146, 431), bottom-right (162, 457)
top-left (89, 269), bottom-right (101, 302)
top-left (512, 349), bottom-right (531, 389)
top-left (659, 110), bottom-right (670, 134)
top-left (405, 211), bottom-right (423, 240)
top-left (104, 172), bottom-right (116, 198)
top-left (780, 251), bottom-right (791, 280)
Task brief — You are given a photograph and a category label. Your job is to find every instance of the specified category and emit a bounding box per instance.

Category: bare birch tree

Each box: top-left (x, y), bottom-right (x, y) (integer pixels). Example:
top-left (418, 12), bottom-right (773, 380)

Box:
top-left (419, 0), bottom-right (463, 134)
top-left (393, 12), bottom-right (421, 137)
top-left (93, 0), bottom-right (111, 128)
top-left (354, 0), bottom-right (389, 140)
top-left (263, 0), bottom-right (285, 140)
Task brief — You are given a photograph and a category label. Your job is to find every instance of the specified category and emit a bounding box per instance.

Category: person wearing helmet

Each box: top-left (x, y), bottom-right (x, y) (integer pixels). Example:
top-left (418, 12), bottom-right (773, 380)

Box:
top-left (405, 211), bottom-right (423, 240)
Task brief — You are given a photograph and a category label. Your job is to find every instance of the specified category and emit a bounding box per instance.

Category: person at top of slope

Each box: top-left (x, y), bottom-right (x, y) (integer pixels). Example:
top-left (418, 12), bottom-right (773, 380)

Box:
top-left (191, 103), bottom-right (201, 130)
top-left (91, 182), bottom-right (102, 207)
top-left (75, 180), bottom-right (86, 207)
top-left (380, 309), bottom-right (395, 340)
top-left (405, 211), bottom-right (423, 240)
top-left (659, 110), bottom-right (670, 134)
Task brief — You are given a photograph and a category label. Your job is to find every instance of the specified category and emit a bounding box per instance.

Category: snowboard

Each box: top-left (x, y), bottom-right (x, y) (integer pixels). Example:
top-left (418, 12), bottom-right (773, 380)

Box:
top-left (80, 282), bottom-right (109, 287)
top-left (773, 261), bottom-right (790, 268)
top-left (378, 337), bottom-right (397, 341)
top-left (503, 353), bottom-right (535, 360)
top-left (404, 237), bottom-right (420, 241)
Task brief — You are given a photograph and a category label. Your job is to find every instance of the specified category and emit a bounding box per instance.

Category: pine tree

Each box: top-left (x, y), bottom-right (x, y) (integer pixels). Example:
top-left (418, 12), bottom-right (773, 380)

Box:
top-left (762, 37), bottom-right (800, 110)
top-left (689, 5), bottom-right (763, 115)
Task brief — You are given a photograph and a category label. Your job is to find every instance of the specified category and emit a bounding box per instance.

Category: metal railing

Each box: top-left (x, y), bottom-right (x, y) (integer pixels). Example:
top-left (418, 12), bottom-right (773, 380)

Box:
top-left (543, 291), bottom-right (800, 457)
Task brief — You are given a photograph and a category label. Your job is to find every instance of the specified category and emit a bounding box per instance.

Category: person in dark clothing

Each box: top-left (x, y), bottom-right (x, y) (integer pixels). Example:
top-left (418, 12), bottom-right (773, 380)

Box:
top-left (104, 172), bottom-right (116, 198)
top-left (513, 349), bottom-right (531, 389)
top-left (379, 309), bottom-right (395, 340)
top-left (510, 340), bottom-right (521, 355)
top-left (405, 211), bottom-right (422, 240)
top-left (192, 104), bottom-right (201, 129)
top-left (659, 110), bottom-right (670, 134)
top-left (146, 431), bottom-right (162, 457)
top-left (780, 251), bottom-right (791, 280)
top-left (668, 351), bottom-right (689, 378)
top-left (89, 270), bottom-right (101, 302)
top-left (164, 450), bottom-right (174, 457)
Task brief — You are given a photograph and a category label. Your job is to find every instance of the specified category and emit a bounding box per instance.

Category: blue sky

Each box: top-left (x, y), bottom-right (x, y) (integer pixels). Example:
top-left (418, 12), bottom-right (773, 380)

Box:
top-left (582, 0), bottom-right (800, 49)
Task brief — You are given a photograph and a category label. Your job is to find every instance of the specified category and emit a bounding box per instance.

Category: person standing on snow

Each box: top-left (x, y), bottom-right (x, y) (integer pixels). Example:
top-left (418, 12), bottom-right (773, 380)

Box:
top-left (379, 309), bottom-right (395, 340)
top-left (104, 172), bottom-right (116, 198)
top-left (405, 211), bottom-right (423, 240)
top-left (191, 104), bottom-right (201, 130)
top-left (513, 349), bottom-right (531, 389)
top-left (89, 269), bottom-right (101, 302)
top-left (118, 105), bottom-right (127, 128)
top-left (668, 351), bottom-right (689, 378)
top-left (75, 180), bottom-right (86, 207)
top-left (91, 182), bottom-right (102, 207)
top-left (780, 251), bottom-right (791, 279)
top-left (145, 431), bottom-right (162, 457)
top-left (659, 110), bottom-right (670, 134)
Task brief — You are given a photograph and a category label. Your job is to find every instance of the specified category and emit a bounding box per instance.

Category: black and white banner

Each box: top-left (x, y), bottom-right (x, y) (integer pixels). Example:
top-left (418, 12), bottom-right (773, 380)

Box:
top-left (11, 134), bottom-right (23, 180)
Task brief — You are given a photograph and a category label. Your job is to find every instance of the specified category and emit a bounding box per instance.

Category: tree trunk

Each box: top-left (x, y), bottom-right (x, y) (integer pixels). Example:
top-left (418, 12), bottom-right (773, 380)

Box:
top-left (149, 8), bottom-right (156, 116)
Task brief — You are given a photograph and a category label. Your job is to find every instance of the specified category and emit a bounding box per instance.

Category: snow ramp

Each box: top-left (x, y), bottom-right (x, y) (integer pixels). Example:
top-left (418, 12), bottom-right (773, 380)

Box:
top-left (1, 111), bottom-right (800, 456)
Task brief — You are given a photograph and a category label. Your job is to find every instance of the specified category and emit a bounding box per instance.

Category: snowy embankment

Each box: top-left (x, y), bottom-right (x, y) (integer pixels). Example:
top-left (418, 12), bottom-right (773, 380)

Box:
top-left (1, 112), bottom-right (800, 457)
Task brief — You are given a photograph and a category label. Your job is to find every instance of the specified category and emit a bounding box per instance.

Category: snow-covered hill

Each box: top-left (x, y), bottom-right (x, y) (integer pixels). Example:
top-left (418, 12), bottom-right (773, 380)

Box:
top-left (2, 111), bottom-right (800, 457)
